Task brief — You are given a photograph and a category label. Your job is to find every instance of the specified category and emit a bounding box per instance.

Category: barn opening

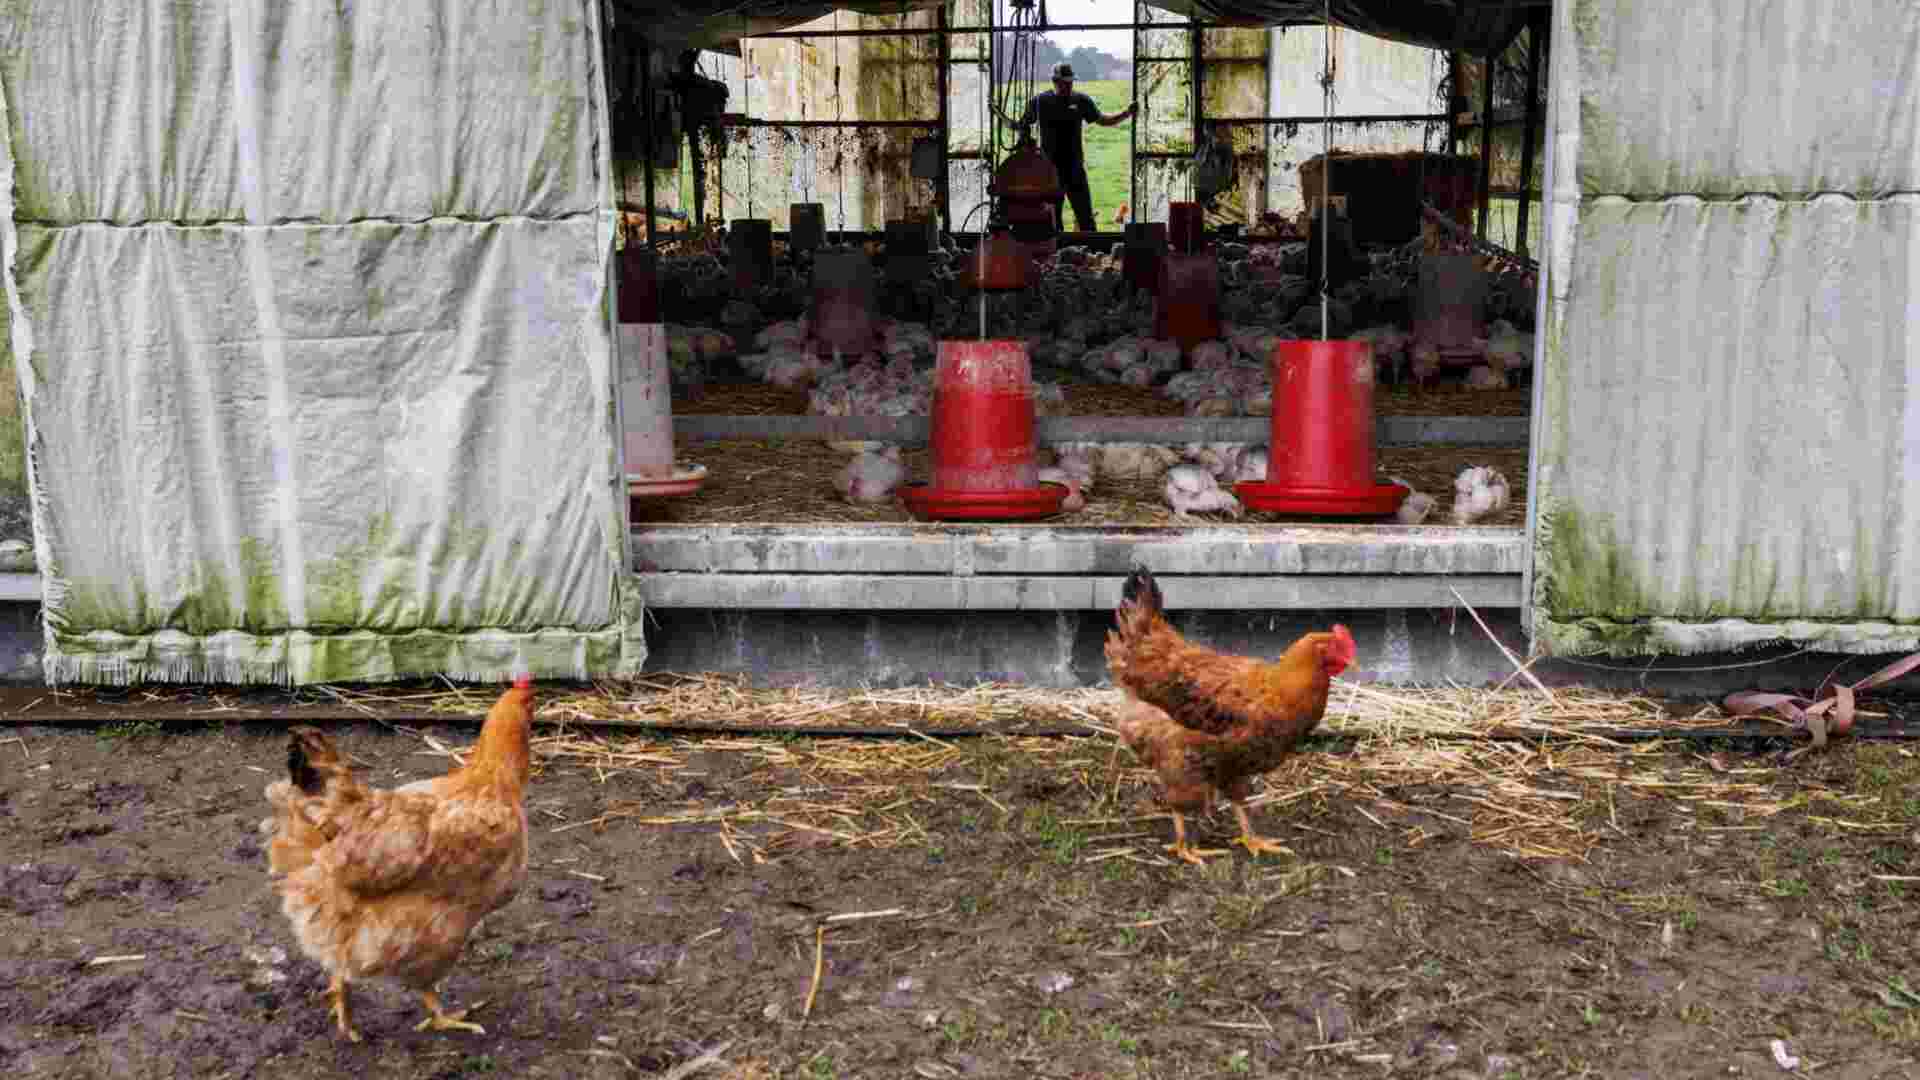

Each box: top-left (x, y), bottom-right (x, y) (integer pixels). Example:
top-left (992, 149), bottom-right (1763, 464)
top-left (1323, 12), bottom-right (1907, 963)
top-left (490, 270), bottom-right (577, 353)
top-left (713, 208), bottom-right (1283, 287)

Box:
top-left (613, 2), bottom-right (1549, 636)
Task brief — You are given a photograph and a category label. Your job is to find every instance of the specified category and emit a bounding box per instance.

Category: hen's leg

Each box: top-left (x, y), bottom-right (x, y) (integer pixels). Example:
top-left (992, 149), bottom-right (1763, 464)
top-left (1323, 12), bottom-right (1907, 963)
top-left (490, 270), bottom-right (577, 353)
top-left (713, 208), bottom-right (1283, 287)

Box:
top-left (1231, 800), bottom-right (1294, 857)
top-left (327, 976), bottom-right (362, 1043)
top-left (414, 991), bottom-right (487, 1035)
top-left (1163, 811), bottom-right (1223, 866)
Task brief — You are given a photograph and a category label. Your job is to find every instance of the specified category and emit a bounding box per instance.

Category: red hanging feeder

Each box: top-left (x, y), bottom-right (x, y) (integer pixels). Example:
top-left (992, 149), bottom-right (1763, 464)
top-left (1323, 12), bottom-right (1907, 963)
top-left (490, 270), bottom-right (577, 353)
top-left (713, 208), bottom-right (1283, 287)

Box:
top-left (1168, 201), bottom-right (1205, 253)
top-left (992, 137), bottom-right (1062, 241)
top-left (1154, 252), bottom-right (1221, 352)
top-left (811, 247), bottom-right (877, 356)
top-left (620, 324), bottom-right (708, 500)
top-left (1122, 222), bottom-right (1166, 295)
top-left (900, 340), bottom-right (1068, 521)
top-left (1236, 340), bottom-right (1407, 516)
top-left (970, 227), bottom-right (1029, 291)
top-left (728, 218), bottom-right (772, 292)
top-left (618, 245), bottom-right (660, 324)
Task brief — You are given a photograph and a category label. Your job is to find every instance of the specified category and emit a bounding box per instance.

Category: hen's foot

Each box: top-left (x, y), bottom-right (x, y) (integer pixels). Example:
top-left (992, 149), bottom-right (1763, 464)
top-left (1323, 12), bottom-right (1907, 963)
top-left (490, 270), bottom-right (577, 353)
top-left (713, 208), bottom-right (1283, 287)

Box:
top-left (414, 992), bottom-right (487, 1035)
top-left (1162, 842), bottom-right (1229, 865)
top-left (327, 977), bottom-right (362, 1043)
top-left (1230, 803), bottom-right (1293, 858)
top-left (1235, 834), bottom-right (1295, 858)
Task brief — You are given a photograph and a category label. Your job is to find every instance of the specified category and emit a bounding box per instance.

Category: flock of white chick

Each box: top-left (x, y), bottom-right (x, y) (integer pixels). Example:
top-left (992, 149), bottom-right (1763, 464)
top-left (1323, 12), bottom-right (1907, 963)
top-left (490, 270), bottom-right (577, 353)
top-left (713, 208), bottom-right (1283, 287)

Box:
top-left (667, 312), bottom-right (1516, 524)
top-left (829, 433), bottom-right (1511, 526)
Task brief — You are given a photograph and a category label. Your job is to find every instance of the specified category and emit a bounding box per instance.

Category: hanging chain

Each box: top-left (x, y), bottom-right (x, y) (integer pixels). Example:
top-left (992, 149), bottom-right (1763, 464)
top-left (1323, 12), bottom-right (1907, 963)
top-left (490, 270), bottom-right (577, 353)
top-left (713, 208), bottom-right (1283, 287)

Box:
top-left (746, 46), bottom-right (755, 218)
top-left (1318, 0), bottom-right (1333, 341)
top-left (834, 11), bottom-right (847, 237)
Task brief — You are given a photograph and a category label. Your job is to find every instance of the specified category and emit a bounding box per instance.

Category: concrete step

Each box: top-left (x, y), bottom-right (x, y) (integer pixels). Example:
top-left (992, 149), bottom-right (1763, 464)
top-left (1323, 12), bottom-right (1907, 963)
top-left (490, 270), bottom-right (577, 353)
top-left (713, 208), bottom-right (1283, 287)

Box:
top-left (631, 523), bottom-right (1526, 610)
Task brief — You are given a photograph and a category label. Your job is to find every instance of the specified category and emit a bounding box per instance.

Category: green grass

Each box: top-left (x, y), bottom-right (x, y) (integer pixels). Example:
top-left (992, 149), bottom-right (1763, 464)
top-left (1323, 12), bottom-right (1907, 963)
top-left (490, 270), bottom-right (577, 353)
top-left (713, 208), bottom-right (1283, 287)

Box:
top-left (994, 78), bottom-right (1135, 229)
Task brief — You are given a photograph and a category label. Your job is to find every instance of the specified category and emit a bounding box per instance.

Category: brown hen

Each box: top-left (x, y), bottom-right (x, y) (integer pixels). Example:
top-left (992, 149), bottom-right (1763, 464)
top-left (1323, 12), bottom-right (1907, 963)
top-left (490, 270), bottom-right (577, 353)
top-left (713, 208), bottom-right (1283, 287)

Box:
top-left (1104, 567), bottom-right (1354, 864)
top-left (261, 677), bottom-right (535, 1041)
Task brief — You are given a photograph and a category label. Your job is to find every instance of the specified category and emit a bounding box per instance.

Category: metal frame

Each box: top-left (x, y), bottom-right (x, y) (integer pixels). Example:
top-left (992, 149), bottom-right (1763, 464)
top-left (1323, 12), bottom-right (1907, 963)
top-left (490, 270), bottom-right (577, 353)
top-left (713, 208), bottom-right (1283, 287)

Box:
top-left (717, 8), bottom-right (1457, 233)
top-left (936, 2), bottom-right (951, 231)
top-left (746, 20), bottom-right (1321, 38)
top-left (1513, 7), bottom-right (1545, 259)
top-left (1475, 44), bottom-right (1494, 239)
top-left (1518, 0), bottom-right (1559, 647)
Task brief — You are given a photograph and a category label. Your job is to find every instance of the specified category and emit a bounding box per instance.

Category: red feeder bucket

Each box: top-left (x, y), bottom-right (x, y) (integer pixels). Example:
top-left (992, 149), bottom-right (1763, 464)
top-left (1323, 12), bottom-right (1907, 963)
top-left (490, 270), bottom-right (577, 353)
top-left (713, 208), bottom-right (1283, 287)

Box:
top-left (1154, 252), bottom-right (1221, 352)
top-left (900, 340), bottom-right (1068, 521)
top-left (1236, 340), bottom-right (1408, 516)
top-left (1122, 222), bottom-right (1166, 295)
top-left (811, 248), bottom-right (877, 356)
top-left (618, 245), bottom-right (660, 324)
top-left (1169, 201), bottom-right (1205, 253)
top-left (728, 219), bottom-right (773, 292)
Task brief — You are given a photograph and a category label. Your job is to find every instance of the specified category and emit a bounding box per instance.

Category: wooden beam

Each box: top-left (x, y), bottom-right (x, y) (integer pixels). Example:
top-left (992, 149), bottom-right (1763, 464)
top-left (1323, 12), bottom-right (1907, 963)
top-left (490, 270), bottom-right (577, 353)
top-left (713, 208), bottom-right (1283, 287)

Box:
top-left (672, 413), bottom-right (1531, 446)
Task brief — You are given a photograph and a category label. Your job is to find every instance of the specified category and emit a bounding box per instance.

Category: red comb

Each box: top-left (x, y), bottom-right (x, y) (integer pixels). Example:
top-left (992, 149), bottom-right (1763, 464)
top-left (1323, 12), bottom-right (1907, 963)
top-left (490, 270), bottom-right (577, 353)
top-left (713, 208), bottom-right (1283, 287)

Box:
top-left (512, 674), bottom-right (532, 689)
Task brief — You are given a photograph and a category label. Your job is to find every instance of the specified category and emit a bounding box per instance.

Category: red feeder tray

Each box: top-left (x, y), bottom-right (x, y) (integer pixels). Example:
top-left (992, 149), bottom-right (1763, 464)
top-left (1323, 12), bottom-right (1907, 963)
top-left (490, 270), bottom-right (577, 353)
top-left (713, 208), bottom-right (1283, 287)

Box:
top-left (1235, 481), bottom-right (1409, 516)
top-left (899, 481), bottom-right (1069, 521)
top-left (1235, 339), bottom-right (1407, 518)
top-left (627, 463), bottom-right (709, 499)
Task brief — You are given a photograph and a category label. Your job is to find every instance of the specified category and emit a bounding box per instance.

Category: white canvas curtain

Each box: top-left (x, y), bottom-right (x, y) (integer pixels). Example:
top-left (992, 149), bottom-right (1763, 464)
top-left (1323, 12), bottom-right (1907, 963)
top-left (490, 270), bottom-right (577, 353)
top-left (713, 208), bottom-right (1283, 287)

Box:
top-left (1529, 0), bottom-right (1920, 657)
top-left (0, 0), bottom-right (644, 683)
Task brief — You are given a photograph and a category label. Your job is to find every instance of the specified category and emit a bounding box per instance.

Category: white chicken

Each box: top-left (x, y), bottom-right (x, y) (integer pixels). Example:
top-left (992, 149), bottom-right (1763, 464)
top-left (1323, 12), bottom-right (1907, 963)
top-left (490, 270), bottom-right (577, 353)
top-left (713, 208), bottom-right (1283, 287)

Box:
top-left (1050, 445), bottom-right (1097, 491)
top-left (1229, 444), bottom-right (1268, 484)
top-left (1164, 463), bottom-right (1244, 519)
top-left (1100, 443), bottom-right (1183, 481)
top-left (1409, 342), bottom-right (1441, 388)
top-left (1387, 476), bottom-right (1435, 525)
top-left (1189, 340), bottom-right (1232, 372)
top-left (1143, 339), bottom-right (1182, 374)
top-left (1483, 318), bottom-right (1534, 375)
top-left (1037, 467), bottom-right (1087, 512)
top-left (835, 445), bottom-right (905, 504)
top-left (1450, 466), bottom-right (1511, 525)
top-left (1181, 442), bottom-right (1241, 478)
top-left (1463, 364), bottom-right (1509, 391)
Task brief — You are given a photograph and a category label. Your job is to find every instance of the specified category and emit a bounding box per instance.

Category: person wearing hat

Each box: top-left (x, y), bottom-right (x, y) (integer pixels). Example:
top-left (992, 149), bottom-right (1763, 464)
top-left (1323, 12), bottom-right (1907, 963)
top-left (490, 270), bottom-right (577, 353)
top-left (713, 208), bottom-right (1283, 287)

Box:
top-left (1018, 62), bottom-right (1136, 234)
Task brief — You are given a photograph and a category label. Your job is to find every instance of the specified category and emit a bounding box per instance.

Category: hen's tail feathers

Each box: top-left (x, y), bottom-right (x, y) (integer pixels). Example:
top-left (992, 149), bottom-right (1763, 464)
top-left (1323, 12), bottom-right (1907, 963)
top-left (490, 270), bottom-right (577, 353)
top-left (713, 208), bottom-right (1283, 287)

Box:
top-left (1107, 565), bottom-right (1171, 682)
top-left (286, 726), bottom-right (346, 797)
top-left (1120, 565), bottom-right (1163, 619)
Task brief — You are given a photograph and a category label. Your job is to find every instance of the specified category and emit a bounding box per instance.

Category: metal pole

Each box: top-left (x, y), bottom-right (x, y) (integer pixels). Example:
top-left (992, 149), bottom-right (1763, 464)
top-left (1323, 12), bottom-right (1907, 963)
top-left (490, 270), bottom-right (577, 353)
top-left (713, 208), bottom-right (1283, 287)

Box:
top-left (937, 3), bottom-right (951, 237)
top-left (1444, 52), bottom-right (1460, 155)
top-left (1128, 0), bottom-right (1140, 218)
top-left (641, 39), bottom-right (657, 249)
top-left (1190, 22), bottom-right (1202, 203)
top-left (1475, 46), bottom-right (1494, 241)
top-left (1514, 9), bottom-right (1545, 260)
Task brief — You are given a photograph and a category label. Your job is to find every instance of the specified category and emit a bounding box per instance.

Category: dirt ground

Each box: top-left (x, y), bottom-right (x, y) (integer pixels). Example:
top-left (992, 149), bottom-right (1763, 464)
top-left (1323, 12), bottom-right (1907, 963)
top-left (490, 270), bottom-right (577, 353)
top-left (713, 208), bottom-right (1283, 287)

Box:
top-left (4, 698), bottom-right (1918, 1079)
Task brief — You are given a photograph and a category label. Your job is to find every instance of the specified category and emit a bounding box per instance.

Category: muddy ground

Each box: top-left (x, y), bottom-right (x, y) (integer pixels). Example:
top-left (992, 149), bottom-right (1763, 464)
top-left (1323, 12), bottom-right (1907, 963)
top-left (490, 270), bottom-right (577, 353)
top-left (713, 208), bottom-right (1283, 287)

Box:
top-left (3, 711), bottom-right (1918, 1079)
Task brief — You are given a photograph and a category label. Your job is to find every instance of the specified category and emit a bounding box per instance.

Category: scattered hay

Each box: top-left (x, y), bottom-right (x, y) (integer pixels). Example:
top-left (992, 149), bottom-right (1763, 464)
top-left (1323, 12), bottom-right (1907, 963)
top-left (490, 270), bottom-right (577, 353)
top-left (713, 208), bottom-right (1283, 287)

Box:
top-left (635, 440), bottom-right (917, 524)
top-left (674, 383), bottom-right (811, 417)
top-left (1059, 383), bottom-right (1185, 417)
top-left (1374, 382), bottom-right (1531, 417)
top-left (33, 673), bottom-right (1858, 864)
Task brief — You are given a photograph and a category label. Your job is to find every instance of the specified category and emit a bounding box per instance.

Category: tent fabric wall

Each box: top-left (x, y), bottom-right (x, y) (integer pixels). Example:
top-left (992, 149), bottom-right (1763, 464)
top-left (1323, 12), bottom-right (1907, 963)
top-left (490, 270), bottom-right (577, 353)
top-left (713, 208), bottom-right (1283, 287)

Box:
top-left (0, 0), bottom-right (645, 684)
top-left (1529, 0), bottom-right (1920, 657)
